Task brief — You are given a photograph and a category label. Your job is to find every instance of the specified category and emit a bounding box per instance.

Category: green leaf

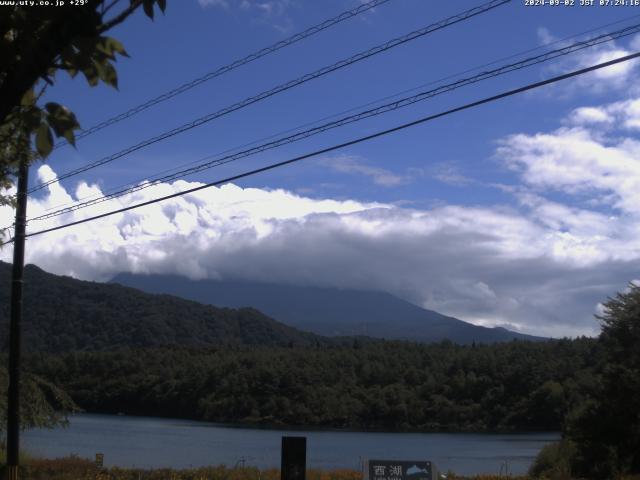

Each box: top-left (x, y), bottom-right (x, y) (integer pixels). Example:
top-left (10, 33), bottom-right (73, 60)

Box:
top-left (92, 60), bottom-right (118, 89)
top-left (22, 106), bottom-right (43, 130)
top-left (95, 38), bottom-right (115, 61)
top-left (45, 103), bottom-right (80, 143)
top-left (102, 62), bottom-right (118, 89)
top-left (81, 62), bottom-right (99, 86)
top-left (59, 47), bottom-right (81, 78)
top-left (20, 89), bottom-right (35, 106)
top-left (35, 123), bottom-right (53, 158)
top-left (96, 37), bottom-right (129, 59)
top-left (143, 0), bottom-right (155, 19)
top-left (157, 0), bottom-right (167, 13)
top-left (62, 129), bottom-right (76, 147)
top-left (71, 38), bottom-right (104, 85)
top-left (44, 102), bottom-right (63, 116)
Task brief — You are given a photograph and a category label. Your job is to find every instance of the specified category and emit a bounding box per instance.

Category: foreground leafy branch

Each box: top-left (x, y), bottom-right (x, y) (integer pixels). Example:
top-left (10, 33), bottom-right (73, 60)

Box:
top-left (0, 366), bottom-right (79, 434)
top-left (0, 0), bottom-right (167, 233)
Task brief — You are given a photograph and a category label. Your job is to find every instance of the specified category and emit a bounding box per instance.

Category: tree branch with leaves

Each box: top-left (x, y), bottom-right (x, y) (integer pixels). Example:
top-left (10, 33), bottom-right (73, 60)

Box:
top-left (0, 0), bottom-right (167, 428)
top-left (0, 0), bottom-right (167, 235)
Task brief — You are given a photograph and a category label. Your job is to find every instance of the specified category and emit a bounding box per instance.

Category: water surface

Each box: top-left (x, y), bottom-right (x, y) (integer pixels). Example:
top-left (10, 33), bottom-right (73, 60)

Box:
top-left (23, 414), bottom-right (559, 476)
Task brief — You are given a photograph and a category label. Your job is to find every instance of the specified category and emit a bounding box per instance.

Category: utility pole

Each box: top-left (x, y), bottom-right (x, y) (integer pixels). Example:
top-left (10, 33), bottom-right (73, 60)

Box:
top-left (6, 159), bottom-right (29, 480)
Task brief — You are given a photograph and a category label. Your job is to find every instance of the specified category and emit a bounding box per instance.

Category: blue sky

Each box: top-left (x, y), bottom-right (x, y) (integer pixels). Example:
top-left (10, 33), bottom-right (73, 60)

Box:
top-left (36, 0), bottom-right (638, 203)
top-left (2, 0), bottom-right (640, 337)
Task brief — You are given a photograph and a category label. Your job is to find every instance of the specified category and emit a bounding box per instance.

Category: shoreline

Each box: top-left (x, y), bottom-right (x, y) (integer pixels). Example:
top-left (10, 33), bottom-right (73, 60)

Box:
top-left (68, 411), bottom-right (562, 436)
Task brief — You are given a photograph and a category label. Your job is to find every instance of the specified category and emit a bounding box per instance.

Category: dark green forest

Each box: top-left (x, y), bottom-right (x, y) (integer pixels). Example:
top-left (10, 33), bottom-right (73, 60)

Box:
top-left (0, 262), bottom-right (327, 351)
top-left (24, 338), bottom-right (598, 432)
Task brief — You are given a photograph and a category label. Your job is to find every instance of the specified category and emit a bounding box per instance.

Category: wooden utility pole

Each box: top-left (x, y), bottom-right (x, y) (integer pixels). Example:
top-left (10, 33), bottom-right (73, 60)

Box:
top-left (6, 159), bottom-right (29, 480)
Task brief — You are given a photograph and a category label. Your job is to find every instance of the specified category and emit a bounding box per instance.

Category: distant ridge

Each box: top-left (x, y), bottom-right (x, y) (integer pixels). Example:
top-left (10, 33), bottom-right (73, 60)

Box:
top-left (0, 261), bottom-right (325, 352)
top-left (112, 273), bottom-right (545, 344)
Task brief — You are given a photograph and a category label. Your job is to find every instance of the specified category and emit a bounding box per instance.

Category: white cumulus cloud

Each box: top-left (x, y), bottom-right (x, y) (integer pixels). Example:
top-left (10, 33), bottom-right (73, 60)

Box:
top-left (536, 29), bottom-right (640, 94)
top-left (498, 126), bottom-right (640, 215)
top-left (4, 96), bottom-right (640, 338)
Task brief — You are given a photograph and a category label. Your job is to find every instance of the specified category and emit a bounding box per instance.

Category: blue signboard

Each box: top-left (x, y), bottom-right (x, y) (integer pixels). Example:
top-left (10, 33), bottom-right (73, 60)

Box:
top-left (368, 460), bottom-right (435, 480)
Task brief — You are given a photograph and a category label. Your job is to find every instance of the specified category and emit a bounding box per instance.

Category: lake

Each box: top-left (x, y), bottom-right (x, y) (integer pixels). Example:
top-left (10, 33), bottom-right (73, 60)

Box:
top-left (23, 414), bottom-right (559, 476)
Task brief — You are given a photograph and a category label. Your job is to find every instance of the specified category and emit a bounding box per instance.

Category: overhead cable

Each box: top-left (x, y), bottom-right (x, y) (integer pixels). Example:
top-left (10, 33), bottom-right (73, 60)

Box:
top-left (10, 50), bottom-right (639, 242)
top-left (29, 0), bottom-right (511, 193)
top-left (28, 23), bottom-right (640, 222)
top-left (52, 0), bottom-right (394, 149)
top-left (33, 12), bottom-right (640, 217)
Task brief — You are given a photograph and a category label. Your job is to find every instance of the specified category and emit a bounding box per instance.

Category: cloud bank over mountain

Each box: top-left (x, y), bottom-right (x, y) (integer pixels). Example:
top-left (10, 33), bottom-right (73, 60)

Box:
top-left (2, 96), bottom-right (640, 338)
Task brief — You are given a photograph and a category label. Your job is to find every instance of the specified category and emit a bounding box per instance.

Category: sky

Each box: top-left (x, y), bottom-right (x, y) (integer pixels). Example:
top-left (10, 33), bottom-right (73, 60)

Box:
top-left (2, 0), bottom-right (640, 337)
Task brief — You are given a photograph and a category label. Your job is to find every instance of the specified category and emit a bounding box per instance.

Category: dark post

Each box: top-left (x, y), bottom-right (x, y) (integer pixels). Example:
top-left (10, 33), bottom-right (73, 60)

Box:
top-left (6, 159), bottom-right (29, 480)
top-left (281, 436), bottom-right (306, 480)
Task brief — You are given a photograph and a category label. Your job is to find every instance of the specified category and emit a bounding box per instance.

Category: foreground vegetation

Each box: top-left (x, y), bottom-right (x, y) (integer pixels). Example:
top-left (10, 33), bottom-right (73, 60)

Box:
top-left (527, 285), bottom-right (640, 479)
top-left (4, 455), bottom-right (640, 480)
top-left (1, 457), bottom-right (361, 480)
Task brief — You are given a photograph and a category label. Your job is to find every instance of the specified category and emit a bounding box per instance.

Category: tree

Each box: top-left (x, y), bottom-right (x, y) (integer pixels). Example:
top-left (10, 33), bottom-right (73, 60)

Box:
top-left (0, 366), bottom-right (78, 434)
top-left (0, 0), bottom-right (167, 239)
top-left (565, 283), bottom-right (640, 479)
top-left (0, 0), bottom-right (168, 438)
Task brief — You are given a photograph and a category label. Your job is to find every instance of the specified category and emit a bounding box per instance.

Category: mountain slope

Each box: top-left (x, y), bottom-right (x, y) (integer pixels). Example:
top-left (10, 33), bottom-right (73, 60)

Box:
top-left (0, 262), bottom-right (323, 352)
top-left (112, 273), bottom-right (545, 344)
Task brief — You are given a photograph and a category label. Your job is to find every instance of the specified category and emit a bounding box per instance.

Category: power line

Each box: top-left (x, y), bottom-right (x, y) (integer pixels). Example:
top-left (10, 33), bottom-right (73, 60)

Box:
top-left (32, 12), bottom-right (640, 218)
top-left (52, 0), bottom-right (394, 150)
top-left (29, 0), bottom-right (511, 194)
top-left (28, 22), bottom-right (640, 223)
top-left (10, 51), bottom-right (638, 242)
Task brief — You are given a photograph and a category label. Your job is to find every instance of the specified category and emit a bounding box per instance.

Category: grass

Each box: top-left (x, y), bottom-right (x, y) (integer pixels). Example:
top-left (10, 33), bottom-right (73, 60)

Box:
top-left (1, 456), bottom-right (525, 480)
top-left (3, 459), bottom-right (361, 480)
top-left (4, 455), bottom-right (640, 480)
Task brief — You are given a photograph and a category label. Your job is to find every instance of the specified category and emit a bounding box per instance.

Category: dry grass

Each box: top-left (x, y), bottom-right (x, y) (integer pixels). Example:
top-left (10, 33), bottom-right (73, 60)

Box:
top-left (3, 459), bottom-right (362, 480)
top-left (4, 456), bottom-right (640, 480)
top-left (444, 475), bottom-right (528, 480)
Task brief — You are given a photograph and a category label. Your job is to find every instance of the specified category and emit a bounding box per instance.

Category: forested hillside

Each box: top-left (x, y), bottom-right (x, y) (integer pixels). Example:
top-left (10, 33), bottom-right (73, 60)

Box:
top-left (113, 273), bottom-right (544, 344)
top-left (25, 338), bottom-right (598, 432)
top-left (0, 262), bottom-right (323, 351)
